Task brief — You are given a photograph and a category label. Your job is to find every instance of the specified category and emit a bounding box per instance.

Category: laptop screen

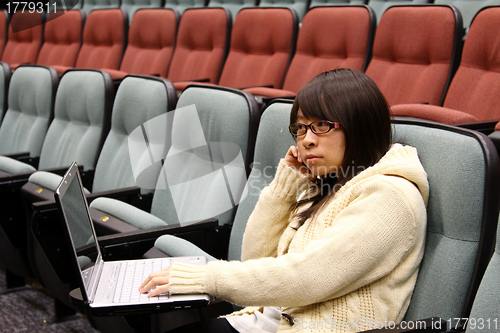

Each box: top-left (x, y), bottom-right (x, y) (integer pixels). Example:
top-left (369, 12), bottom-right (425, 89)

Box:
top-left (56, 163), bottom-right (100, 294)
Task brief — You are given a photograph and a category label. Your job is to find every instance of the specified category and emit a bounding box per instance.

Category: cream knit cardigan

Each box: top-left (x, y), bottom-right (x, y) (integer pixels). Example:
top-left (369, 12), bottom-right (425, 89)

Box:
top-left (168, 144), bottom-right (429, 333)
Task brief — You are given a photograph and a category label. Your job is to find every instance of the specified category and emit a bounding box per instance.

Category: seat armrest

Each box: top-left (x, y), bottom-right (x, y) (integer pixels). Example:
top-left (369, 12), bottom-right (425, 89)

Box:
top-left (361, 317), bottom-right (446, 333)
top-left (98, 219), bottom-right (219, 260)
top-left (456, 120), bottom-right (499, 135)
top-left (85, 186), bottom-right (141, 202)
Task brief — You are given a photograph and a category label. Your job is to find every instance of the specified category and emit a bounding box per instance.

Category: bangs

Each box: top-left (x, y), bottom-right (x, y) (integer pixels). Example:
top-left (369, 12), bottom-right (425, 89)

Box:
top-left (291, 81), bottom-right (333, 124)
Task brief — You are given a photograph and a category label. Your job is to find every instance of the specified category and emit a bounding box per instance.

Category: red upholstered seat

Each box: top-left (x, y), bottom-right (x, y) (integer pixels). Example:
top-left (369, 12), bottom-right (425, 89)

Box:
top-left (104, 8), bottom-right (179, 80)
top-left (365, 5), bottom-right (462, 106)
top-left (392, 7), bottom-right (500, 126)
top-left (51, 9), bottom-right (126, 74)
top-left (36, 10), bottom-right (83, 68)
top-left (244, 5), bottom-right (375, 98)
top-left (167, 7), bottom-right (231, 91)
top-left (217, 7), bottom-right (298, 90)
top-left (0, 10), bottom-right (8, 59)
top-left (1, 11), bottom-right (44, 66)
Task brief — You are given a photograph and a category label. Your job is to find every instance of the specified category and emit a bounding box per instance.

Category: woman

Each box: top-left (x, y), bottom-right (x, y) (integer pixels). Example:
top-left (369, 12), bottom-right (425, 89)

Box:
top-left (140, 69), bottom-right (429, 332)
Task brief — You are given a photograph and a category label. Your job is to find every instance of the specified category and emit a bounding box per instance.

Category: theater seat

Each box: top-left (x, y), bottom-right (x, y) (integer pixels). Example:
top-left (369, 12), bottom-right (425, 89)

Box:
top-left (390, 7), bottom-right (500, 131)
top-left (216, 7), bottom-right (298, 90)
top-left (0, 65), bottom-right (58, 159)
top-left (36, 10), bottom-right (84, 69)
top-left (207, 0), bottom-right (256, 18)
top-left (164, 0), bottom-right (206, 14)
top-left (365, 5), bottom-right (463, 106)
top-left (152, 100), bottom-right (295, 261)
top-left (244, 5), bottom-right (375, 99)
top-left (258, 0), bottom-right (309, 22)
top-left (103, 8), bottom-right (179, 80)
top-left (121, 0), bottom-right (164, 23)
top-left (51, 9), bottom-right (127, 75)
top-left (166, 7), bottom-right (230, 91)
top-left (87, 84), bottom-right (259, 260)
top-left (81, 0), bottom-right (121, 15)
top-left (1, 11), bottom-right (44, 67)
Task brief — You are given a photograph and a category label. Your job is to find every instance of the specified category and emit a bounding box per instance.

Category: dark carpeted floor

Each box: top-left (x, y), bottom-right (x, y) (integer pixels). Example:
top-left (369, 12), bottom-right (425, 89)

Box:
top-left (0, 268), bottom-right (100, 333)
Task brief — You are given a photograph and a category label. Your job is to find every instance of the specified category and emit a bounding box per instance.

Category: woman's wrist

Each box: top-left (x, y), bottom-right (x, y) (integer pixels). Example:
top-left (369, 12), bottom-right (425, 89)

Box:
top-left (269, 159), bottom-right (313, 201)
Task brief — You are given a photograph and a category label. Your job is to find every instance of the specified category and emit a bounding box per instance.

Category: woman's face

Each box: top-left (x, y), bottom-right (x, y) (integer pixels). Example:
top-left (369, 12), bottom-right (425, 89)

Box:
top-left (296, 109), bottom-right (346, 178)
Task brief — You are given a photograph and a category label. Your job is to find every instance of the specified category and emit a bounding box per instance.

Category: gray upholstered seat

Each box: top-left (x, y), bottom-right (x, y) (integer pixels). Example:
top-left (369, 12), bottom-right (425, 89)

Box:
top-left (258, 0), bottom-right (308, 22)
top-left (390, 118), bottom-right (500, 328)
top-left (367, 0), bottom-right (432, 23)
top-left (0, 65), bottom-right (58, 158)
top-left (81, 0), bottom-right (121, 15)
top-left (154, 100), bottom-right (294, 260)
top-left (164, 0), bottom-right (206, 14)
top-left (88, 84), bottom-right (260, 231)
top-left (25, 75), bottom-right (176, 196)
top-left (434, 0), bottom-right (500, 33)
top-left (121, 0), bottom-right (164, 23)
top-left (0, 62), bottom-right (10, 124)
top-left (465, 214), bottom-right (500, 333)
top-left (207, 0), bottom-right (256, 19)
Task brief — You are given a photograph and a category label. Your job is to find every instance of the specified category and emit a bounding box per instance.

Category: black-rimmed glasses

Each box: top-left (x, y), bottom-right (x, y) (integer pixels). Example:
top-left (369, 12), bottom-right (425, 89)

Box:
top-left (289, 120), bottom-right (341, 137)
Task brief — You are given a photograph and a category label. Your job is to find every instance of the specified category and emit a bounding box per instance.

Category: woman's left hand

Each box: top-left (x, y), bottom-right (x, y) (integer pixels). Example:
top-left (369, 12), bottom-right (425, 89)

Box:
top-left (139, 266), bottom-right (171, 297)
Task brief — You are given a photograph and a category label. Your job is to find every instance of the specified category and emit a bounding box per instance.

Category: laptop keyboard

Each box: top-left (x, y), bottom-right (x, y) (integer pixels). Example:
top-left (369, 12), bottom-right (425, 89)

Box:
top-left (113, 259), bottom-right (172, 303)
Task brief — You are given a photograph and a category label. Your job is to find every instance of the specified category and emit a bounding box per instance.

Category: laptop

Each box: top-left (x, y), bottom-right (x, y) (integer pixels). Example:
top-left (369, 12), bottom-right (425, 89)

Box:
top-left (54, 162), bottom-right (212, 317)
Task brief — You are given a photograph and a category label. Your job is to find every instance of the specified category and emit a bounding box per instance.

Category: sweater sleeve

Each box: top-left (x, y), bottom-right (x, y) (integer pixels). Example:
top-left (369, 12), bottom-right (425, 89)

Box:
top-left (168, 176), bottom-right (426, 308)
top-left (240, 159), bottom-right (312, 261)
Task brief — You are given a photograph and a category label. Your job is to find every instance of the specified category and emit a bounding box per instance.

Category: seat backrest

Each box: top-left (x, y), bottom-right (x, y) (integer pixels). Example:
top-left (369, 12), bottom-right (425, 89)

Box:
top-left (281, 5), bottom-right (375, 95)
top-left (434, 0), bottom-right (500, 32)
top-left (121, 0), bottom-right (164, 23)
top-left (258, 0), bottom-right (309, 21)
top-left (218, 7), bottom-right (298, 89)
top-left (392, 118), bottom-right (500, 323)
top-left (0, 65), bottom-right (58, 156)
top-left (81, 0), bottom-right (121, 15)
top-left (208, 0), bottom-right (257, 18)
top-left (75, 9), bottom-right (127, 70)
top-left (37, 70), bottom-right (113, 171)
top-left (1, 11), bottom-right (44, 65)
top-left (0, 62), bottom-right (10, 123)
top-left (367, 0), bottom-right (431, 23)
top-left (92, 75), bottom-right (177, 193)
top-left (466, 213), bottom-right (500, 333)
top-left (167, 7), bottom-right (230, 84)
top-left (36, 10), bottom-right (83, 68)
top-left (119, 8), bottom-right (178, 78)
top-left (149, 84), bottom-right (260, 227)
top-left (0, 10), bottom-right (8, 59)
top-left (440, 7), bottom-right (500, 122)
top-left (228, 100), bottom-right (295, 261)
top-left (365, 5), bottom-right (463, 106)
top-left (309, 0), bottom-right (366, 8)
top-left (164, 0), bottom-right (206, 14)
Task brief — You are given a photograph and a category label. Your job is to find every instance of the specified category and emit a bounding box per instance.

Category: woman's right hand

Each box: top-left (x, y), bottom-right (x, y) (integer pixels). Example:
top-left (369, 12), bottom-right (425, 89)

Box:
top-left (284, 146), bottom-right (313, 180)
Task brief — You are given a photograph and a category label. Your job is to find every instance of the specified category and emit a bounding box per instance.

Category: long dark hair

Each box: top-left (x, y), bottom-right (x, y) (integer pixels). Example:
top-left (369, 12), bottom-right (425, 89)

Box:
top-left (291, 69), bottom-right (392, 223)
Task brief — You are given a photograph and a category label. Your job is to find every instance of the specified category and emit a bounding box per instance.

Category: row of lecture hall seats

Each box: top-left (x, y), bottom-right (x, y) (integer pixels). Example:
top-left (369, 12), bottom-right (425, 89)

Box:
top-left (1, 5), bottom-right (500, 131)
top-left (0, 69), bottom-right (500, 333)
top-left (2, 0), bottom-right (500, 26)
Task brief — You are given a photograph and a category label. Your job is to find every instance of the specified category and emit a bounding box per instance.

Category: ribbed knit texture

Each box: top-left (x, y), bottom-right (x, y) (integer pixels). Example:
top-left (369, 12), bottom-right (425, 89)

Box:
top-left (168, 144), bottom-right (429, 332)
